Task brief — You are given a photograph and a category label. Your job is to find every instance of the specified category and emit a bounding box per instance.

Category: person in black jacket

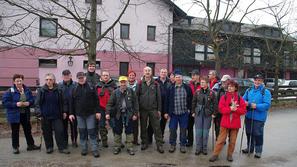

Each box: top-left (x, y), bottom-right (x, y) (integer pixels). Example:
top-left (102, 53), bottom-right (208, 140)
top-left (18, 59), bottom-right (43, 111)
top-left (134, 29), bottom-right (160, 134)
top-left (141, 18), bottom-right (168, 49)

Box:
top-left (69, 72), bottom-right (102, 158)
top-left (35, 73), bottom-right (70, 154)
top-left (58, 70), bottom-right (78, 148)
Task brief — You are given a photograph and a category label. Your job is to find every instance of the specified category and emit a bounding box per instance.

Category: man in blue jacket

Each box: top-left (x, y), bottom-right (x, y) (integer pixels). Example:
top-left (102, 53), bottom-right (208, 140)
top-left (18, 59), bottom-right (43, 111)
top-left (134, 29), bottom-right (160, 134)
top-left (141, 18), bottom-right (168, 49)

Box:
top-left (164, 70), bottom-right (192, 153)
top-left (242, 73), bottom-right (271, 158)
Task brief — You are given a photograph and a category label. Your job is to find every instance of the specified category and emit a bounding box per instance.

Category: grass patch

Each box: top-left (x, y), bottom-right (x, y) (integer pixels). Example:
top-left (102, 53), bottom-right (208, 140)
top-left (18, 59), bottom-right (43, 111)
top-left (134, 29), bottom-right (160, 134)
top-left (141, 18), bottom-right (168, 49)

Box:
top-left (271, 100), bottom-right (297, 108)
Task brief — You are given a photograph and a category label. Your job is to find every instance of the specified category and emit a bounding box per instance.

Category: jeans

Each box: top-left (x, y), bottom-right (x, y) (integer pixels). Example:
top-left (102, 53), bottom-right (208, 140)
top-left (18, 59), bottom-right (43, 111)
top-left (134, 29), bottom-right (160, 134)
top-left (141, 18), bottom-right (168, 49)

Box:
top-left (169, 113), bottom-right (188, 146)
top-left (245, 118), bottom-right (265, 153)
top-left (77, 114), bottom-right (98, 152)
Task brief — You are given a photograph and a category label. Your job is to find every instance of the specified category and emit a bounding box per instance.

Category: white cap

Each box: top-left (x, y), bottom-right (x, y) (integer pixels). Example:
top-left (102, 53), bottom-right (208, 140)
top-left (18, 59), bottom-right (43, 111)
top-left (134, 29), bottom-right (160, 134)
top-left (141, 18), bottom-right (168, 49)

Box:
top-left (221, 75), bottom-right (231, 82)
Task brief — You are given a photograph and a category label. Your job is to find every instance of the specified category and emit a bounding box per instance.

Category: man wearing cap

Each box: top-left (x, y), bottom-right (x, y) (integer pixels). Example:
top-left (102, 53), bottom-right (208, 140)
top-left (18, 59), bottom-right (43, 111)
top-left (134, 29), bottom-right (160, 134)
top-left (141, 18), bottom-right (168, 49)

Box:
top-left (69, 72), bottom-right (102, 158)
top-left (127, 70), bottom-right (140, 145)
top-left (106, 76), bottom-right (139, 155)
top-left (136, 66), bottom-right (164, 153)
top-left (242, 73), bottom-right (271, 158)
top-left (165, 70), bottom-right (192, 153)
top-left (58, 70), bottom-right (78, 148)
top-left (187, 69), bottom-right (201, 147)
top-left (96, 70), bottom-right (118, 148)
top-left (213, 75), bottom-right (231, 139)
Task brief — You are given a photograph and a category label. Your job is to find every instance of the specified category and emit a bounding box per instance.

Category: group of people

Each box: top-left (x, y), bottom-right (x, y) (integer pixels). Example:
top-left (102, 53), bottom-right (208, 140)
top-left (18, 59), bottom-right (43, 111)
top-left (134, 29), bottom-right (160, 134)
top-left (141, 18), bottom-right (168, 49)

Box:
top-left (2, 62), bottom-right (271, 162)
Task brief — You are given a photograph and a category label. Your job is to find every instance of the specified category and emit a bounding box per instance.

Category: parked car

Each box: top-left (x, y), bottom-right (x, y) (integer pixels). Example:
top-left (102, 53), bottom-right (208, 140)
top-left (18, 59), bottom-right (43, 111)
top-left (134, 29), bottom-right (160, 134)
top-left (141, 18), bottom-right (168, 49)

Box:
top-left (265, 78), bottom-right (285, 88)
top-left (279, 80), bottom-right (297, 95)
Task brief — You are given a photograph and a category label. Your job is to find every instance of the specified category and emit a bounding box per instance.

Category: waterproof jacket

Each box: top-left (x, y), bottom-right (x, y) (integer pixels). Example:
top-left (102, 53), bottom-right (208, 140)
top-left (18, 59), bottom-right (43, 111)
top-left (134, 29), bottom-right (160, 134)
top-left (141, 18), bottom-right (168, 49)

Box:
top-left (106, 87), bottom-right (139, 120)
top-left (58, 79), bottom-right (77, 114)
top-left (136, 77), bottom-right (161, 111)
top-left (189, 80), bottom-right (201, 95)
top-left (70, 82), bottom-right (102, 117)
top-left (96, 79), bottom-right (117, 111)
top-left (86, 71), bottom-right (100, 87)
top-left (35, 84), bottom-right (64, 120)
top-left (166, 83), bottom-right (192, 116)
top-left (219, 92), bottom-right (246, 129)
top-left (156, 77), bottom-right (171, 113)
top-left (2, 85), bottom-right (34, 123)
top-left (191, 88), bottom-right (217, 117)
top-left (242, 84), bottom-right (271, 122)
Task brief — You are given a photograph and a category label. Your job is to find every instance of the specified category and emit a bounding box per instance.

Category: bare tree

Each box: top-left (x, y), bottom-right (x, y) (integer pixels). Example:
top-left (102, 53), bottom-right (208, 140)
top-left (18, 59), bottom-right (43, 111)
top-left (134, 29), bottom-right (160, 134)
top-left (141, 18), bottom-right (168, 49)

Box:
top-left (0, 0), bottom-right (133, 64)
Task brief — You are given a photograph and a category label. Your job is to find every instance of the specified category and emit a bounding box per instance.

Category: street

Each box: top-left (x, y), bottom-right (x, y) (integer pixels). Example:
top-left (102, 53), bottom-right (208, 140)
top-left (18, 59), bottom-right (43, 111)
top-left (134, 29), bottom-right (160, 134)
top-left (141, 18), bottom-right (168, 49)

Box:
top-left (0, 108), bottom-right (296, 167)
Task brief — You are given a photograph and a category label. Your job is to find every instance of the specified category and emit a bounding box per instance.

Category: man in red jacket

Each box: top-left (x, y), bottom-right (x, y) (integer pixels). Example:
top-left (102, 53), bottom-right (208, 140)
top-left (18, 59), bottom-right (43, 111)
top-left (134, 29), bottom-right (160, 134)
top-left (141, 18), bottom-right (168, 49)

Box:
top-left (96, 71), bottom-right (117, 147)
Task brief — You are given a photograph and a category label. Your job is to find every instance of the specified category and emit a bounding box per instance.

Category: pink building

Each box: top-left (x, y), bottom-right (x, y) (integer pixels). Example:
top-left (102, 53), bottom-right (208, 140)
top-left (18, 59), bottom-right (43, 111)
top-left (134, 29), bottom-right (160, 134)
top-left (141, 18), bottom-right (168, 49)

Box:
top-left (0, 0), bottom-right (187, 86)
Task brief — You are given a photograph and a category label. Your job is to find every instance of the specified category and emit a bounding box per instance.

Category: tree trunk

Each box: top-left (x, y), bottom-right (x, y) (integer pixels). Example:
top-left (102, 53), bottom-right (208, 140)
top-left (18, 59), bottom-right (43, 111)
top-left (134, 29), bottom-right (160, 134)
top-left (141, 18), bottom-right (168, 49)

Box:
top-left (273, 56), bottom-right (280, 102)
top-left (88, 0), bottom-right (97, 64)
top-left (214, 47), bottom-right (221, 76)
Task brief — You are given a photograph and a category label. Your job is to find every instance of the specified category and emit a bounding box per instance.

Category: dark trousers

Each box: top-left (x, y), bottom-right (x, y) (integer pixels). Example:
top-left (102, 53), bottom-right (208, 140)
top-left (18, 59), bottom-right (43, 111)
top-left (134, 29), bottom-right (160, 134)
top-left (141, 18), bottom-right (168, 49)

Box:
top-left (147, 114), bottom-right (167, 142)
top-left (132, 118), bottom-right (139, 143)
top-left (214, 114), bottom-right (222, 140)
top-left (10, 113), bottom-right (35, 149)
top-left (113, 115), bottom-right (134, 135)
top-left (41, 118), bottom-right (66, 150)
top-left (245, 118), bottom-right (265, 153)
top-left (187, 113), bottom-right (195, 145)
top-left (63, 115), bottom-right (78, 145)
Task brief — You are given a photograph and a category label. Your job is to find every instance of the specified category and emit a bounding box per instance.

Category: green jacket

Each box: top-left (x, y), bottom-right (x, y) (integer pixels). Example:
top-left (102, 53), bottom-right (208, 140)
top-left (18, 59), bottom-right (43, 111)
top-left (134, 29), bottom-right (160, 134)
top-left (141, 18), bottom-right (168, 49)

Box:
top-left (106, 87), bottom-right (139, 120)
top-left (136, 77), bottom-right (162, 111)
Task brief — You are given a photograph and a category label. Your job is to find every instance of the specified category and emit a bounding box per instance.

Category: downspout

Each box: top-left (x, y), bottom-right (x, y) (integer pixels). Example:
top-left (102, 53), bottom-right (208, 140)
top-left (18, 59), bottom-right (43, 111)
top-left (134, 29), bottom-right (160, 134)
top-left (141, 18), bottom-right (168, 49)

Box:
top-left (167, 23), bottom-right (173, 72)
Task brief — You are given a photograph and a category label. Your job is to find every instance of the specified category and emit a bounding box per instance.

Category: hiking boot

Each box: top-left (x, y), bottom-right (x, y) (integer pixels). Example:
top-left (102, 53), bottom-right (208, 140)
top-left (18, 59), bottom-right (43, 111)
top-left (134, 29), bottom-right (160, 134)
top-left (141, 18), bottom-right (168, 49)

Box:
top-left (186, 143), bottom-right (193, 147)
top-left (81, 150), bottom-right (88, 156)
top-left (157, 145), bottom-right (164, 154)
top-left (195, 150), bottom-right (202, 156)
top-left (127, 148), bottom-right (135, 156)
top-left (169, 145), bottom-right (176, 153)
top-left (113, 147), bottom-right (121, 155)
top-left (59, 149), bottom-right (70, 154)
top-left (209, 155), bottom-right (219, 162)
top-left (141, 144), bottom-right (148, 150)
top-left (92, 150), bottom-right (100, 158)
top-left (46, 147), bottom-right (53, 154)
top-left (202, 149), bottom-right (208, 155)
top-left (180, 146), bottom-right (186, 153)
top-left (227, 155), bottom-right (233, 162)
top-left (242, 148), bottom-right (253, 154)
top-left (133, 141), bottom-right (140, 146)
top-left (254, 153), bottom-right (262, 159)
top-left (102, 141), bottom-right (108, 148)
top-left (13, 147), bottom-right (20, 154)
top-left (72, 142), bottom-right (78, 148)
top-left (27, 145), bottom-right (41, 151)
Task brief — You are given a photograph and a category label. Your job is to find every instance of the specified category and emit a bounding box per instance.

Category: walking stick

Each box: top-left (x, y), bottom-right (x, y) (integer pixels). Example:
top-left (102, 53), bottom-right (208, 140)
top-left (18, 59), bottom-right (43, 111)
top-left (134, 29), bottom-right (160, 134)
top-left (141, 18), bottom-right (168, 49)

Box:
top-left (212, 118), bottom-right (215, 151)
top-left (248, 108), bottom-right (255, 157)
top-left (70, 118), bottom-right (77, 145)
top-left (239, 116), bottom-right (245, 155)
top-left (36, 117), bottom-right (43, 151)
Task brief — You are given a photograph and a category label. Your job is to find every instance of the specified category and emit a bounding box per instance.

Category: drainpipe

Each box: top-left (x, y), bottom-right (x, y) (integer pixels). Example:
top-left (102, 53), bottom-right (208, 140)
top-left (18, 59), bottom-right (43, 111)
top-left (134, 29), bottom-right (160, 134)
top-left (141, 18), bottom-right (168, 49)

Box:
top-left (167, 23), bottom-right (173, 72)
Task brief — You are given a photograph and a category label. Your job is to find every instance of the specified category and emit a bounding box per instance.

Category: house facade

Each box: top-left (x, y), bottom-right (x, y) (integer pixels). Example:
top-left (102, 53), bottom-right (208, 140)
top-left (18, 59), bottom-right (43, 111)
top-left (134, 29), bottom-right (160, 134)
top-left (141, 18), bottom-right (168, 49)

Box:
top-left (172, 17), bottom-right (297, 79)
top-left (0, 0), bottom-right (186, 86)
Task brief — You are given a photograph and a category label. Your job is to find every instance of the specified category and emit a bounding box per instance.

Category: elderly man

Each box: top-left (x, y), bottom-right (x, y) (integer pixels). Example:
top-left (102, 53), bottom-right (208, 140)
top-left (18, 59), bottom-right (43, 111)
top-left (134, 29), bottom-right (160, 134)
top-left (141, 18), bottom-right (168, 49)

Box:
top-left (136, 66), bottom-right (164, 153)
top-left (165, 70), bottom-right (192, 153)
top-left (242, 73), bottom-right (271, 158)
top-left (106, 76), bottom-right (139, 155)
top-left (208, 70), bottom-right (219, 90)
top-left (35, 73), bottom-right (70, 154)
top-left (58, 70), bottom-right (78, 148)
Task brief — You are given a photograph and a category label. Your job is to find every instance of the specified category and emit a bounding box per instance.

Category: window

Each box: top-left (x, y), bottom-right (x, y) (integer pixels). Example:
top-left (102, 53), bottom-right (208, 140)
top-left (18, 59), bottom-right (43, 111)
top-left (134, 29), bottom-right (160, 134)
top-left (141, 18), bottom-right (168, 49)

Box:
top-left (39, 59), bottom-right (57, 68)
top-left (206, 46), bottom-right (215, 60)
top-left (84, 21), bottom-right (101, 39)
top-left (83, 60), bottom-right (100, 69)
top-left (146, 62), bottom-right (155, 76)
top-left (40, 18), bottom-right (58, 37)
top-left (120, 24), bottom-right (130, 39)
top-left (284, 51), bottom-right (290, 66)
top-left (194, 44), bottom-right (205, 61)
top-left (147, 26), bottom-right (156, 41)
top-left (243, 48), bottom-right (251, 64)
top-left (119, 62), bottom-right (129, 76)
top-left (85, 0), bottom-right (102, 4)
top-left (253, 48), bottom-right (261, 64)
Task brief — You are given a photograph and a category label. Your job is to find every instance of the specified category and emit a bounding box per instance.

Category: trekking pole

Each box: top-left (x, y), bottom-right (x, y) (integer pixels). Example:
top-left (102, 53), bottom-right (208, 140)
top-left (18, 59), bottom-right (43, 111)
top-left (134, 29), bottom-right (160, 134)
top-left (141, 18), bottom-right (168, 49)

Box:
top-left (239, 116), bottom-right (245, 155)
top-left (36, 117), bottom-right (43, 151)
top-left (212, 118), bottom-right (215, 151)
top-left (248, 108), bottom-right (255, 157)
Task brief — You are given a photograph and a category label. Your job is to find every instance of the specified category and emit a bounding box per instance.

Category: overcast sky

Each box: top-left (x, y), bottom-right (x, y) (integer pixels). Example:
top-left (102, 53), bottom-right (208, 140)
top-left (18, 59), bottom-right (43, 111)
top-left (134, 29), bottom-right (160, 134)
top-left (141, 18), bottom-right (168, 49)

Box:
top-left (173, 0), bottom-right (297, 32)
